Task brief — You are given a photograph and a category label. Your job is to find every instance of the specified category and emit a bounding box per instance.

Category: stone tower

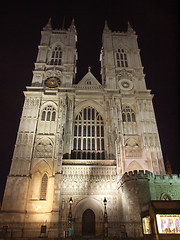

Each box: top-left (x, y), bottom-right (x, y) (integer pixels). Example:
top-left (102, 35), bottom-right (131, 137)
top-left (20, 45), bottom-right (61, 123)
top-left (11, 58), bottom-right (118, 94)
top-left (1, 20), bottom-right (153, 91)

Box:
top-left (0, 19), bottom-right (167, 238)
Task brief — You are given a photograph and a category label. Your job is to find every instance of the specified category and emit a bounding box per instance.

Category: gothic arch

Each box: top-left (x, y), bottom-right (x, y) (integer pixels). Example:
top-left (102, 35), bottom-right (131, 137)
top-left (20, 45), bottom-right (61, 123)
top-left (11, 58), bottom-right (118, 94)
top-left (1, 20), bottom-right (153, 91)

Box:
top-left (31, 159), bottom-right (52, 175)
top-left (72, 105), bottom-right (105, 160)
top-left (73, 197), bottom-right (104, 236)
top-left (50, 41), bottom-right (65, 50)
top-left (116, 45), bottom-right (129, 52)
top-left (126, 160), bottom-right (144, 172)
top-left (40, 101), bottom-right (58, 109)
top-left (30, 160), bottom-right (51, 200)
top-left (122, 104), bottom-right (136, 112)
top-left (73, 197), bottom-right (103, 218)
top-left (38, 103), bottom-right (57, 134)
top-left (160, 192), bottom-right (171, 200)
top-left (47, 43), bottom-right (64, 63)
top-left (74, 100), bottom-right (105, 121)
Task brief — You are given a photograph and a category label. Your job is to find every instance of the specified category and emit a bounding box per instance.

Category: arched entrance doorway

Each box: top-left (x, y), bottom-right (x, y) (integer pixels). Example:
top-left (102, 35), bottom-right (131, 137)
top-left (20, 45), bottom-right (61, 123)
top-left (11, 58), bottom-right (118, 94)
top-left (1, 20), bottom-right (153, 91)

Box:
top-left (82, 209), bottom-right (95, 236)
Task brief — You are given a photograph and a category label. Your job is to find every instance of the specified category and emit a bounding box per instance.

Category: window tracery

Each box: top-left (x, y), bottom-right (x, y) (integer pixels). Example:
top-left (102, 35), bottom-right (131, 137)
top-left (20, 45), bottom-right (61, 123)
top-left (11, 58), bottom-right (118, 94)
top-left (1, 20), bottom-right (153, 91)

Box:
top-left (50, 46), bottom-right (62, 65)
top-left (41, 106), bottom-right (56, 122)
top-left (40, 173), bottom-right (48, 200)
top-left (72, 107), bottom-right (105, 160)
top-left (116, 49), bottom-right (128, 67)
top-left (38, 104), bottom-right (57, 134)
top-left (122, 106), bottom-right (136, 122)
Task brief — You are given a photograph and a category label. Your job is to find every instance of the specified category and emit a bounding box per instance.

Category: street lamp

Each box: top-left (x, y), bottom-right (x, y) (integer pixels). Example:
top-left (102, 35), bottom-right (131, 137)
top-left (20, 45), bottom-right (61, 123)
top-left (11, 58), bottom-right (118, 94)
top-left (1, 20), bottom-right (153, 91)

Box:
top-left (103, 197), bottom-right (108, 237)
top-left (68, 197), bottom-right (73, 219)
top-left (67, 197), bottom-right (73, 237)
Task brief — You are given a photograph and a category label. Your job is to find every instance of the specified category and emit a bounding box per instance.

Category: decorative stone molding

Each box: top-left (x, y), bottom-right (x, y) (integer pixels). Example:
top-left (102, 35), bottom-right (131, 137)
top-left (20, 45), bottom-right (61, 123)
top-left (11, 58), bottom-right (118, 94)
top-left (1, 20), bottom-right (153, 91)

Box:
top-left (24, 97), bottom-right (40, 108)
top-left (34, 137), bottom-right (54, 158)
top-left (62, 166), bottom-right (117, 176)
top-left (117, 69), bottom-right (133, 81)
top-left (43, 68), bottom-right (62, 81)
top-left (119, 79), bottom-right (133, 91)
top-left (61, 166), bottom-right (117, 194)
top-left (63, 159), bottom-right (116, 166)
top-left (125, 137), bottom-right (142, 157)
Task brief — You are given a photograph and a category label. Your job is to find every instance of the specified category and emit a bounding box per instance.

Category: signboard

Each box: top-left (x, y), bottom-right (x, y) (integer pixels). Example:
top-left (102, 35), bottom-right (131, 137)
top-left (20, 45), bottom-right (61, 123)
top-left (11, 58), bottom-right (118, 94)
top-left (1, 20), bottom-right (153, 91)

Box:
top-left (142, 216), bottom-right (151, 234)
top-left (156, 214), bottom-right (180, 234)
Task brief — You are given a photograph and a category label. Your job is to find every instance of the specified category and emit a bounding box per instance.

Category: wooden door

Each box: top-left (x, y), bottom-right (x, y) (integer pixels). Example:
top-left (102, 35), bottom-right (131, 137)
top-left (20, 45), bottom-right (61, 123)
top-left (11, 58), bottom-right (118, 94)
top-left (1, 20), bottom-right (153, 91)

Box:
top-left (82, 209), bottom-right (95, 236)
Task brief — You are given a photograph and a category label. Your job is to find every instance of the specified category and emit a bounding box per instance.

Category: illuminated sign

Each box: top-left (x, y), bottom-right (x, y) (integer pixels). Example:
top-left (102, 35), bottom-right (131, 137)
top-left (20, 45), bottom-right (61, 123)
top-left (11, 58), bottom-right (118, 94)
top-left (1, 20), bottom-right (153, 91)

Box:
top-left (156, 214), bottom-right (180, 234)
top-left (142, 216), bottom-right (151, 234)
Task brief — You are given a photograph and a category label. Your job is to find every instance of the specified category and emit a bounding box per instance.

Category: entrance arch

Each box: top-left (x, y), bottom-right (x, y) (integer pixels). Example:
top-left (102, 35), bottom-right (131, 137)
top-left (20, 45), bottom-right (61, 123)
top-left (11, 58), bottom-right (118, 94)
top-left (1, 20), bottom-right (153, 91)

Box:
top-left (73, 197), bottom-right (104, 236)
top-left (82, 209), bottom-right (95, 236)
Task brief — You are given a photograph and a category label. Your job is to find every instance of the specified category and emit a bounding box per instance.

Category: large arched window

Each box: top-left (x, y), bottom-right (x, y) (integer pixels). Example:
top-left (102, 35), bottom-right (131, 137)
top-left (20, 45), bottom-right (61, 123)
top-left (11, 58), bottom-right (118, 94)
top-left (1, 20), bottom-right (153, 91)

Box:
top-left (50, 46), bottom-right (62, 65)
top-left (122, 106), bottom-right (136, 122)
top-left (116, 49), bottom-right (128, 67)
top-left (38, 105), bottom-right (57, 134)
top-left (41, 106), bottom-right (56, 121)
top-left (72, 107), bottom-right (105, 160)
top-left (40, 173), bottom-right (48, 200)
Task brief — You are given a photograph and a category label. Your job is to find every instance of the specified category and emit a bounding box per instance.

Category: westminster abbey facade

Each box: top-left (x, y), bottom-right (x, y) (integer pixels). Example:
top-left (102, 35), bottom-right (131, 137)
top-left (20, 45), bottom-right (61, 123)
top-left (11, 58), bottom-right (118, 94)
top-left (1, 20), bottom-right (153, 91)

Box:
top-left (0, 19), bottom-right (180, 239)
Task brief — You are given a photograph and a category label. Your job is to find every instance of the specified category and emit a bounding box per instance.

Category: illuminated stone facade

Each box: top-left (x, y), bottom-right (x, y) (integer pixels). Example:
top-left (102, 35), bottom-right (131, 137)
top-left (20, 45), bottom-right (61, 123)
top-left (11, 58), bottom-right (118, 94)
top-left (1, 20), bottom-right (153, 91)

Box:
top-left (0, 19), bottom-right (179, 239)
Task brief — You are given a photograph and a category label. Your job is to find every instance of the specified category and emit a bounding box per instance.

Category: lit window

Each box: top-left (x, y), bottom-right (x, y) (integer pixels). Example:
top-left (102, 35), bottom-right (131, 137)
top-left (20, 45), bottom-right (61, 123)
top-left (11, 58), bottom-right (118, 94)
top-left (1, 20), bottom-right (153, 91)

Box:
top-left (160, 193), bottom-right (171, 200)
top-left (40, 173), bottom-right (48, 200)
top-left (142, 216), bottom-right (151, 234)
top-left (156, 214), bottom-right (180, 234)
top-left (50, 46), bottom-right (62, 65)
top-left (122, 106), bottom-right (136, 122)
top-left (72, 107), bottom-right (105, 160)
top-left (116, 49), bottom-right (128, 67)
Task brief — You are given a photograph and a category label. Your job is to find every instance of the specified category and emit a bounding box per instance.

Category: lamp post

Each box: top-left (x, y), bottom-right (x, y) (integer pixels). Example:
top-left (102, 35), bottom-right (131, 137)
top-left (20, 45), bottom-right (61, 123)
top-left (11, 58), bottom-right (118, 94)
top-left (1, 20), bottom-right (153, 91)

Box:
top-left (68, 197), bottom-right (73, 237)
top-left (103, 197), bottom-right (108, 238)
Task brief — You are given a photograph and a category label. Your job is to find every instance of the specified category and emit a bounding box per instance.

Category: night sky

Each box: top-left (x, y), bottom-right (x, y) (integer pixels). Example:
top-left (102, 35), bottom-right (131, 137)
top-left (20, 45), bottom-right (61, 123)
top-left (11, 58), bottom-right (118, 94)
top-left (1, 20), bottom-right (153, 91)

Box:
top-left (0, 1), bottom-right (179, 203)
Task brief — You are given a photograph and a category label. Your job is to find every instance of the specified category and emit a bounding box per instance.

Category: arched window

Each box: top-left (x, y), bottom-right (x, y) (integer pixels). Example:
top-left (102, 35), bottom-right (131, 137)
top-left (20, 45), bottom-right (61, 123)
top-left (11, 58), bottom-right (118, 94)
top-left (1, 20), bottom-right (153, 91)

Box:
top-left (40, 173), bottom-right (48, 200)
top-left (116, 49), bottom-right (128, 67)
top-left (160, 193), bottom-right (171, 200)
top-left (122, 113), bottom-right (126, 122)
top-left (72, 107), bottom-right (105, 160)
top-left (132, 113), bottom-right (136, 122)
top-left (41, 106), bottom-right (56, 122)
top-left (38, 105), bottom-right (57, 134)
top-left (122, 106), bottom-right (136, 122)
top-left (86, 80), bottom-right (91, 85)
top-left (127, 113), bottom-right (131, 122)
top-left (50, 46), bottom-right (62, 65)
top-left (41, 111), bottom-right (46, 121)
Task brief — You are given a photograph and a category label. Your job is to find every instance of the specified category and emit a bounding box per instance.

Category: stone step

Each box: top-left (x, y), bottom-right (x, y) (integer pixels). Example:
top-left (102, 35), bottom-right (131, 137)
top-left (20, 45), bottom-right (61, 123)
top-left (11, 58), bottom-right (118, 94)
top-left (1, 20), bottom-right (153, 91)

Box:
top-left (73, 236), bottom-right (103, 240)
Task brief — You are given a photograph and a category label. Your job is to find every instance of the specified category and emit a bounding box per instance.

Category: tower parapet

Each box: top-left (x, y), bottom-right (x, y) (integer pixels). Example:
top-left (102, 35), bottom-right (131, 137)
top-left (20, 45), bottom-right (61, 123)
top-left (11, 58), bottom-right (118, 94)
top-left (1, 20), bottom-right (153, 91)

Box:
top-left (119, 170), bottom-right (180, 201)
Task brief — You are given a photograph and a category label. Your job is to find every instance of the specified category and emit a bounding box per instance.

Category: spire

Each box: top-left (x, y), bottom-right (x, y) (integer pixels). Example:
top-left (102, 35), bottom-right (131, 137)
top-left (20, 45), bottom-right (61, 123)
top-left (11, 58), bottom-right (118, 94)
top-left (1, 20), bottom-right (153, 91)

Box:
top-left (103, 20), bottom-right (111, 32)
top-left (69, 18), bottom-right (76, 32)
top-left (127, 21), bottom-right (135, 34)
top-left (88, 66), bottom-right (91, 72)
top-left (43, 18), bottom-right (52, 31)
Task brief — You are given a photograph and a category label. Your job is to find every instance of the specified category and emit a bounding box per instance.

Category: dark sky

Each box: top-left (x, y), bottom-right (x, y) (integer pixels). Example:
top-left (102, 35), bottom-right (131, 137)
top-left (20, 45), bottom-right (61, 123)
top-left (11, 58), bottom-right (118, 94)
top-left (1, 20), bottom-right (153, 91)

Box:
top-left (0, 1), bottom-right (179, 202)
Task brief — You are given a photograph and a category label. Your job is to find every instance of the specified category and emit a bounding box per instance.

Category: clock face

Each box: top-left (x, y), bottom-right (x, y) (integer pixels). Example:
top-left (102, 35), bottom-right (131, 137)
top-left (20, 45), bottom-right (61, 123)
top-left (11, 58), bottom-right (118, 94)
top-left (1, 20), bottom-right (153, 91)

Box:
top-left (121, 81), bottom-right (130, 88)
top-left (45, 77), bottom-right (61, 89)
top-left (119, 79), bottom-right (133, 91)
